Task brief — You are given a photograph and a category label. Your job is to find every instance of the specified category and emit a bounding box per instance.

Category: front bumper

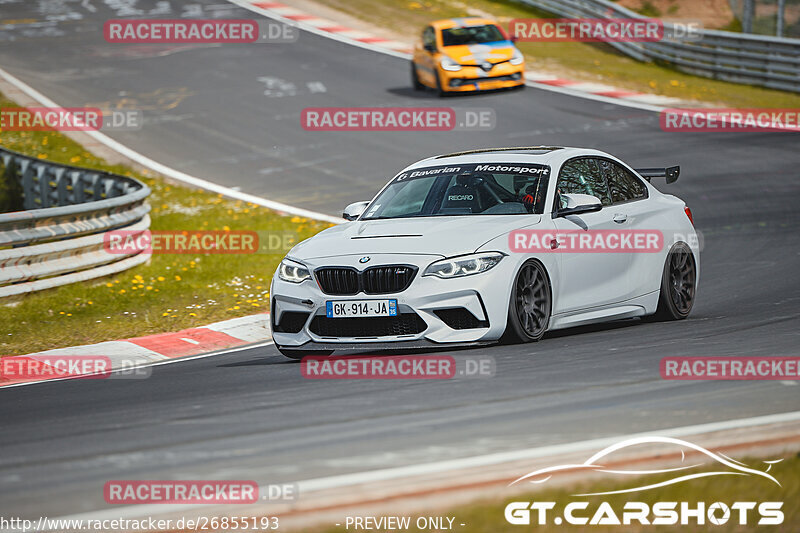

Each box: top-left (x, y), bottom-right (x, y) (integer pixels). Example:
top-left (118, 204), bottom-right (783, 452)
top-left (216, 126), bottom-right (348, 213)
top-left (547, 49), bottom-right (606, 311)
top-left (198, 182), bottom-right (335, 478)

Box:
top-left (440, 63), bottom-right (525, 92)
top-left (270, 254), bottom-right (514, 349)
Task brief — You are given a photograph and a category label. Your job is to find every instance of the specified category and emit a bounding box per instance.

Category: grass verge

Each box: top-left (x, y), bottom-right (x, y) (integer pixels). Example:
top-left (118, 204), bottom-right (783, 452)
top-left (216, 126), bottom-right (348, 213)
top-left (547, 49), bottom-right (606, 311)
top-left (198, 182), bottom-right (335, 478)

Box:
top-left (0, 91), bottom-right (334, 355)
top-left (312, 0), bottom-right (800, 108)
top-left (306, 453), bottom-right (800, 532)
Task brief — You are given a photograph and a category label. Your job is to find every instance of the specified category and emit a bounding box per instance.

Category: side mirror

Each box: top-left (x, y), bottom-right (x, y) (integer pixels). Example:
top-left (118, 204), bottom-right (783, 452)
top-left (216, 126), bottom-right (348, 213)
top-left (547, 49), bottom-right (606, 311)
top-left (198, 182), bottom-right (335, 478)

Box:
top-left (424, 43), bottom-right (436, 53)
top-left (556, 193), bottom-right (602, 218)
top-left (343, 201), bottom-right (370, 221)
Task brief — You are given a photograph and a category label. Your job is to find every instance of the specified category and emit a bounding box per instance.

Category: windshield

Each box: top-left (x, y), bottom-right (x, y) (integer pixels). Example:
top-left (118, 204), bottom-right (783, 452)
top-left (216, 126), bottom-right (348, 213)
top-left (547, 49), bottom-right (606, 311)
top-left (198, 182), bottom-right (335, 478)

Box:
top-left (361, 163), bottom-right (551, 220)
top-left (441, 25), bottom-right (506, 46)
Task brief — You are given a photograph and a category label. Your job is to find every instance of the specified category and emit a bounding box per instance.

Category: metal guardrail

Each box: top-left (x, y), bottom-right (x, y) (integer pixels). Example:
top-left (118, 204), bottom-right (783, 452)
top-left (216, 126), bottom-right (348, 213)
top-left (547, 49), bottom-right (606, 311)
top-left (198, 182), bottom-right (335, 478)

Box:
top-left (516, 0), bottom-right (800, 93)
top-left (0, 146), bottom-right (151, 297)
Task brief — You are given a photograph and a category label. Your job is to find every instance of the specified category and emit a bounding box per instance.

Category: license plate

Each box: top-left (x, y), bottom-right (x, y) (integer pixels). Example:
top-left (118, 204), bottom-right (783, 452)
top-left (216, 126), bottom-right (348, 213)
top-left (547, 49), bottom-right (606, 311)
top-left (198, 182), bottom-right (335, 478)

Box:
top-left (480, 80), bottom-right (503, 89)
top-left (326, 299), bottom-right (397, 318)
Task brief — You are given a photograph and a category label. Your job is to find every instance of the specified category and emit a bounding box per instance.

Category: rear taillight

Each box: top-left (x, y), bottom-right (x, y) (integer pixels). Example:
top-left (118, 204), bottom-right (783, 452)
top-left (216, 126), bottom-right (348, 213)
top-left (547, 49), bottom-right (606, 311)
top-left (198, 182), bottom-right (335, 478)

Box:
top-left (685, 206), bottom-right (694, 227)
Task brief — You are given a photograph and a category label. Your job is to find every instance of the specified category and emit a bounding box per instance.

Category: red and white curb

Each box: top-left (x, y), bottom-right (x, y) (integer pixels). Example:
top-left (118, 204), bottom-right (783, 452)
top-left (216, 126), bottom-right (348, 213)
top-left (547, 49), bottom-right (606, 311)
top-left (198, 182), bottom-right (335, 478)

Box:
top-left (0, 313), bottom-right (272, 387)
top-left (523, 72), bottom-right (685, 106)
top-left (249, 1), bottom-right (411, 53)
top-left (231, 0), bottom-right (684, 109)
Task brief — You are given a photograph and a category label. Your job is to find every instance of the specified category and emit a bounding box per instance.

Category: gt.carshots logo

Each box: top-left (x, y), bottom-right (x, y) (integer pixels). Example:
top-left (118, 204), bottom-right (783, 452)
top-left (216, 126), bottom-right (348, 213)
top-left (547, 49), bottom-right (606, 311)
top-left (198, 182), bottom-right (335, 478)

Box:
top-left (504, 437), bottom-right (784, 526)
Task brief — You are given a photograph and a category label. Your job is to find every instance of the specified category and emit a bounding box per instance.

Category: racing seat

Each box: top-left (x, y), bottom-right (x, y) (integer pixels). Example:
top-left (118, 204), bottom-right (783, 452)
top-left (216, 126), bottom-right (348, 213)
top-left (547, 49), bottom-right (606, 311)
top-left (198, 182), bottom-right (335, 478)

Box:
top-left (440, 177), bottom-right (480, 214)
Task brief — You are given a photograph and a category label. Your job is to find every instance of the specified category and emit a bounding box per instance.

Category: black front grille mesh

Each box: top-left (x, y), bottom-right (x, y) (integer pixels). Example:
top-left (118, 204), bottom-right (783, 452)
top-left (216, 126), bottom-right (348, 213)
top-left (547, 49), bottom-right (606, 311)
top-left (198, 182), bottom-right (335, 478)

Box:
top-left (315, 265), bottom-right (417, 295)
top-left (363, 266), bottom-right (415, 294)
top-left (274, 311), bottom-right (310, 333)
top-left (309, 313), bottom-right (427, 338)
top-left (434, 308), bottom-right (489, 330)
top-left (315, 268), bottom-right (359, 295)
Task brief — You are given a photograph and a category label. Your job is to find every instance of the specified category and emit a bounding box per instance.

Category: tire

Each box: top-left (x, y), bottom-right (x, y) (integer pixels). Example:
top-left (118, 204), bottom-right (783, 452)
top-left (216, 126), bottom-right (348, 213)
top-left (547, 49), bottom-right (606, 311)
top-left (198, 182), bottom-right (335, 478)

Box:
top-left (648, 242), bottom-right (697, 321)
top-left (502, 260), bottom-right (552, 343)
top-left (411, 62), bottom-right (424, 91)
top-left (434, 70), bottom-right (447, 97)
top-left (276, 345), bottom-right (334, 360)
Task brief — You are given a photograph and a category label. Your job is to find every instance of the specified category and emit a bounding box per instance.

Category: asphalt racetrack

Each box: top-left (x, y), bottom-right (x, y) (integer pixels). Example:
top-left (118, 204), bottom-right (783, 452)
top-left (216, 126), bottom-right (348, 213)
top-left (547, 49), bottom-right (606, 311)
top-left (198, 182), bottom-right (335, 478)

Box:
top-left (0, 0), bottom-right (798, 520)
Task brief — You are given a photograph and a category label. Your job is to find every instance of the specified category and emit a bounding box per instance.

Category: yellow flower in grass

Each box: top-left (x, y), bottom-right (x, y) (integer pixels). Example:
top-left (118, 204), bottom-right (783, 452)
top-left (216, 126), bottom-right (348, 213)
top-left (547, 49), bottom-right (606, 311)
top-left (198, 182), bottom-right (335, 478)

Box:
top-left (189, 313), bottom-right (197, 317)
top-left (119, 289), bottom-right (126, 294)
top-left (174, 275), bottom-right (181, 281)
top-left (157, 276), bottom-right (165, 282)
top-left (162, 312), bottom-right (169, 317)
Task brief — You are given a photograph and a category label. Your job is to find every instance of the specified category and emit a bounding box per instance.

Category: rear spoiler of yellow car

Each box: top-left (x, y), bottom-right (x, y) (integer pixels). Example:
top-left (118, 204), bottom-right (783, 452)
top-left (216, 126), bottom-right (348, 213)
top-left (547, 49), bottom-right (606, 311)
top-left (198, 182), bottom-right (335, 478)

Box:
top-left (635, 166), bottom-right (680, 184)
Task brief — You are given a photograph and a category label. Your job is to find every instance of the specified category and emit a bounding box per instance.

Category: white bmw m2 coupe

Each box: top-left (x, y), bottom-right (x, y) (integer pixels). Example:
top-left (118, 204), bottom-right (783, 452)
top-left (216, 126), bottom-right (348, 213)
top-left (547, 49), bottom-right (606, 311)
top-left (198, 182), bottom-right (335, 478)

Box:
top-left (270, 147), bottom-right (699, 358)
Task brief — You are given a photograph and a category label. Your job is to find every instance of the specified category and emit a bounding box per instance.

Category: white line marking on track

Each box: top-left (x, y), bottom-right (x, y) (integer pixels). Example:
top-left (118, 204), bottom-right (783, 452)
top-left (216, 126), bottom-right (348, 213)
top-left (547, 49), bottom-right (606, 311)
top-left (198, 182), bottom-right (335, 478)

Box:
top-left (0, 341), bottom-right (276, 390)
top-left (291, 410), bottom-right (800, 492)
top-left (0, 67), bottom-right (342, 224)
top-left (29, 410), bottom-right (800, 525)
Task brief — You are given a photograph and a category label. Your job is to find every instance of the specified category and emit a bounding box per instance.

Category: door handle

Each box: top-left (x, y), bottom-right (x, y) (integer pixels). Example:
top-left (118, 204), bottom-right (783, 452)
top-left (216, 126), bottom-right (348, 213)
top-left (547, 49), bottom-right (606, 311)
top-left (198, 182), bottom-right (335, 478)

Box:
top-left (613, 213), bottom-right (628, 224)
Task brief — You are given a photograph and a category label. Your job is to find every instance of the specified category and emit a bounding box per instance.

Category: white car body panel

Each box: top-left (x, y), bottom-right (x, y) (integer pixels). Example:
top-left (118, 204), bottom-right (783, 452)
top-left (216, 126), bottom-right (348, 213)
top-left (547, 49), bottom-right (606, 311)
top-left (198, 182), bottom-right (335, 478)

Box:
top-left (270, 147), bottom-right (699, 351)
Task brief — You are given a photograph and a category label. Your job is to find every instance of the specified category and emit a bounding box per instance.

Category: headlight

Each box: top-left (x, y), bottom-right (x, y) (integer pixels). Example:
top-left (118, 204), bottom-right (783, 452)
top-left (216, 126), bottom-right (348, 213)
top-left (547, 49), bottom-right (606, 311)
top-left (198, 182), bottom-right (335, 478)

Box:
top-left (440, 56), bottom-right (462, 72)
top-left (423, 252), bottom-right (505, 279)
top-left (510, 48), bottom-right (524, 66)
top-left (278, 259), bottom-right (311, 283)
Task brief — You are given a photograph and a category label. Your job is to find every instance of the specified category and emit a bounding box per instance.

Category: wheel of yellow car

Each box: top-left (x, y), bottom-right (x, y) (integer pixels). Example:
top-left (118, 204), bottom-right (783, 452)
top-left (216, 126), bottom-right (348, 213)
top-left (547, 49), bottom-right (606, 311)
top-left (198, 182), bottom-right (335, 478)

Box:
top-left (435, 71), bottom-right (446, 97)
top-left (411, 62), bottom-right (424, 91)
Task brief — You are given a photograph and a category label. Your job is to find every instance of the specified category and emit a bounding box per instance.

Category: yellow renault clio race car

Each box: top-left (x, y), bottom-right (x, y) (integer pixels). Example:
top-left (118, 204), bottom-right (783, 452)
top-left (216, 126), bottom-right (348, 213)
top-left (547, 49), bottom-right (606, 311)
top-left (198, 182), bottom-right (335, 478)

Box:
top-left (411, 17), bottom-right (525, 95)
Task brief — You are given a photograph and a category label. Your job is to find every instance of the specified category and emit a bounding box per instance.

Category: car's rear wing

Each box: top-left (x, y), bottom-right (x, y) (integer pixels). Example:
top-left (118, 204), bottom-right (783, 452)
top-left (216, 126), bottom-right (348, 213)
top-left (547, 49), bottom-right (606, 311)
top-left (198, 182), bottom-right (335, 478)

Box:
top-left (634, 166), bottom-right (680, 184)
